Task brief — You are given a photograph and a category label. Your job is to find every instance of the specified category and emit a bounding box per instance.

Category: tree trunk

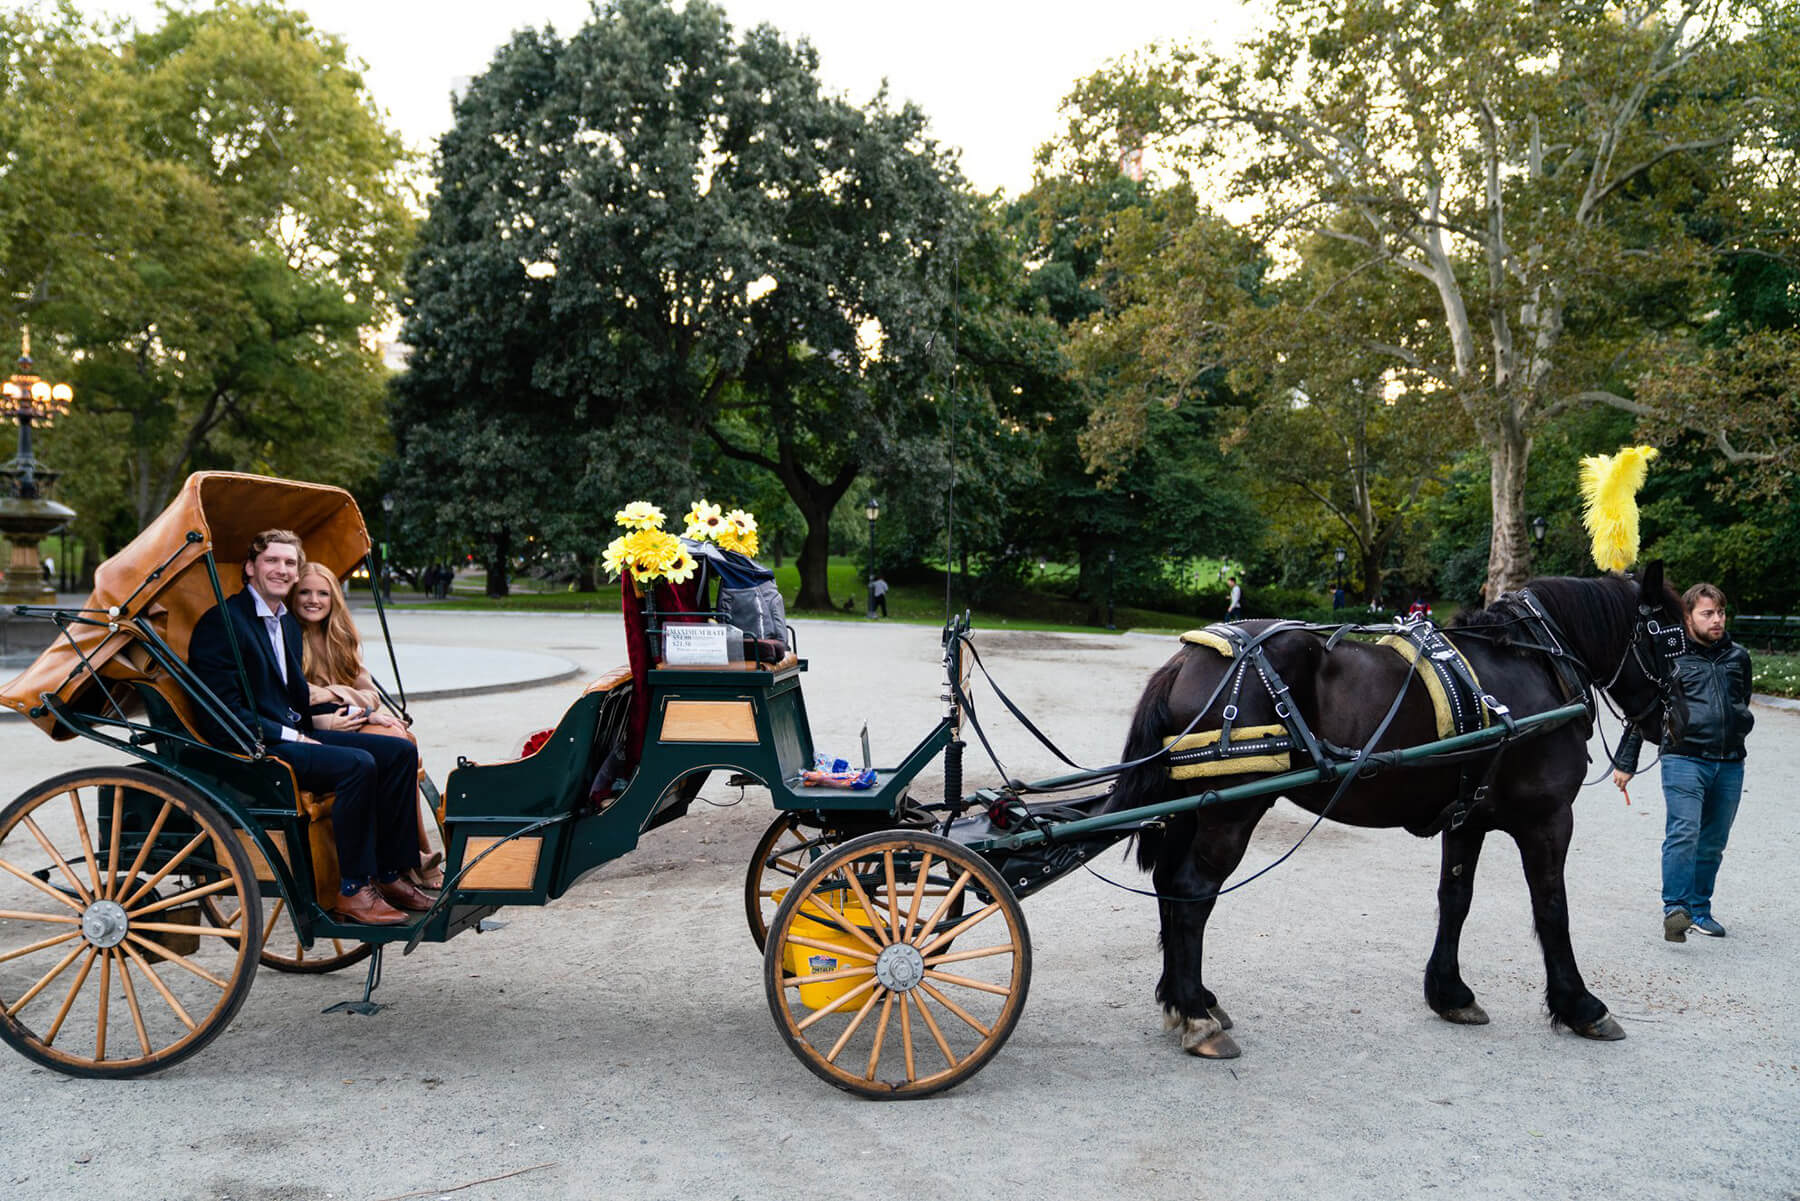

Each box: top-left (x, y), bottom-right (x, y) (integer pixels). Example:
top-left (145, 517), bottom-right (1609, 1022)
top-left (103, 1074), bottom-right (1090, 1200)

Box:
top-left (1483, 424), bottom-right (1532, 602)
top-left (486, 531), bottom-right (511, 598)
top-left (794, 507), bottom-right (835, 610)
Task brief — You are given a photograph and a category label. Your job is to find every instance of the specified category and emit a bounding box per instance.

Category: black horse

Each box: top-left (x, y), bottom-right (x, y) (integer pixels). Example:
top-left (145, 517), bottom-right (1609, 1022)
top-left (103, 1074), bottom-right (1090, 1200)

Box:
top-left (1106, 568), bottom-right (1686, 1058)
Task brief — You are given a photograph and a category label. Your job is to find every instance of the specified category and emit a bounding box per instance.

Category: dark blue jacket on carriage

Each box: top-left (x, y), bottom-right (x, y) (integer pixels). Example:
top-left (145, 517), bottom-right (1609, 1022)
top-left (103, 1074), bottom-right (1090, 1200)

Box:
top-left (1612, 633), bottom-right (1754, 773)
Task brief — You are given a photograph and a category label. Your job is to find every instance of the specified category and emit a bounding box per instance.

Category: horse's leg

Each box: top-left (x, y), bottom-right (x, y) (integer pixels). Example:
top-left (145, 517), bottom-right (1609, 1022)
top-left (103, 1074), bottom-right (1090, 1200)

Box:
top-left (1424, 824), bottom-right (1490, 1024)
top-left (1510, 803), bottom-right (1624, 1040)
top-left (1152, 803), bottom-right (1264, 1059)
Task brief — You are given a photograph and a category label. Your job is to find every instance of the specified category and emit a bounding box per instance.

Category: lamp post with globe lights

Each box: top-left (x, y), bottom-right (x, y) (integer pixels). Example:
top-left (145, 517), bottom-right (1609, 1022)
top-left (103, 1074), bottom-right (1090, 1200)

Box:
top-left (0, 327), bottom-right (77, 606)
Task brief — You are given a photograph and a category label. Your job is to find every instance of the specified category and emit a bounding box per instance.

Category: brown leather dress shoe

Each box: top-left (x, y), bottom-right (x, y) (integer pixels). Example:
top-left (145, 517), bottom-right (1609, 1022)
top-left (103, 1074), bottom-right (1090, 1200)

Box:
top-left (376, 877), bottom-right (434, 912)
top-left (333, 883), bottom-right (407, 925)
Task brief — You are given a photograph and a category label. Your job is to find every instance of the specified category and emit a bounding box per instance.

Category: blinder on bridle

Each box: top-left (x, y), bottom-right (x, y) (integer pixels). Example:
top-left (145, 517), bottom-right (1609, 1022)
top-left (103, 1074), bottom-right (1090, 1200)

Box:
top-left (1619, 602), bottom-right (1687, 742)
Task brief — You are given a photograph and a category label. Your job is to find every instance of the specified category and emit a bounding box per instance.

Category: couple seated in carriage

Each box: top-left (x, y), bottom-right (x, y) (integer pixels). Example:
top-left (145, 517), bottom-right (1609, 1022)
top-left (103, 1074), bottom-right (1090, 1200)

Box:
top-left (186, 528), bottom-right (440, 926)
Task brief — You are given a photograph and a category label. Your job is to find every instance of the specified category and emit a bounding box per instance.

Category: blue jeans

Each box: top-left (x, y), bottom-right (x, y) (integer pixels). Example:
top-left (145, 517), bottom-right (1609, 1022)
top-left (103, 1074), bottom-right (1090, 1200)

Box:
top-left (1659, 756), bottom-right (1744, 920)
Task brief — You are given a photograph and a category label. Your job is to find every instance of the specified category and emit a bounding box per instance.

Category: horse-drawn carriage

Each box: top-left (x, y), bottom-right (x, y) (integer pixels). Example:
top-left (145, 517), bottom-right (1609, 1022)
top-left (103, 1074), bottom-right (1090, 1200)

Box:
top-left (1, 473), bottom-right (1686, 1096)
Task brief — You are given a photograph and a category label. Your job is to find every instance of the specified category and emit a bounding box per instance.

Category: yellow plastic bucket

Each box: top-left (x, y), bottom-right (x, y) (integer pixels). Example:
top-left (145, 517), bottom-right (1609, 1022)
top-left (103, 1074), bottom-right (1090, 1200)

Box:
top-left (777, 887), bottom-right (875, 1010)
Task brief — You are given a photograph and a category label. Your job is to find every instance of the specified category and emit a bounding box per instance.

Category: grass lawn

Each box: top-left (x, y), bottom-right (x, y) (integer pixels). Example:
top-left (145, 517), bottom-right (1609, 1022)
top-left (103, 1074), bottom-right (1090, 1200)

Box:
top-left (1753, 652), bottom-right (1800, 698)
top-left (374, 557), bottom-right (1214, 636)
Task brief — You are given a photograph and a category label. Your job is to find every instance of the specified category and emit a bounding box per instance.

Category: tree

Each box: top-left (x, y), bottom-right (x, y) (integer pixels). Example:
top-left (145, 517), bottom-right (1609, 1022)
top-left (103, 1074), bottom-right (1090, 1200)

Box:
top-left (2, 4), bottom-right (413, 537)
top-left (391, 0), bottom-right (964, 608)
top-left (1053, 0), bottom-right (1800, 598)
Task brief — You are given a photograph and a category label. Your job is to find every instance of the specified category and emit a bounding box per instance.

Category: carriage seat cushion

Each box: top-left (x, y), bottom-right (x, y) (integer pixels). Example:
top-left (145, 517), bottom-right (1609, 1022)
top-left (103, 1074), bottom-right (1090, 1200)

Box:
top-left (582, 665), bottom-right (633, 696)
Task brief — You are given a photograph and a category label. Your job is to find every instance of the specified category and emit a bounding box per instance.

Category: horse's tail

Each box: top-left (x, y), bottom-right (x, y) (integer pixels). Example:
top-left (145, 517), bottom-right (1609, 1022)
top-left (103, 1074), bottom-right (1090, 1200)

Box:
top-left (1104, 650), bottom-right (1187, 872)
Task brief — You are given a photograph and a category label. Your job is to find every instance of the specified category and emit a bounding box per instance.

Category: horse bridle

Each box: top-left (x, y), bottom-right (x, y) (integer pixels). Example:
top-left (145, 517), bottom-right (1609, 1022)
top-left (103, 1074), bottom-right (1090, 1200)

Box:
top-left (1611, 603), bottom-right (1687, 740)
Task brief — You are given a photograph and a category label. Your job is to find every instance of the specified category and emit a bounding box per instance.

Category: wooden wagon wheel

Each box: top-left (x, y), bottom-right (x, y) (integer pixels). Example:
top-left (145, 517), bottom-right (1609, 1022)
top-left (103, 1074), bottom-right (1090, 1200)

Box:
top-left (200, 893), bottom-right (372, 975)
top-left (763, 830), bottom-right (1031, 1100)
top-left (0, 767), bottom-right (262, 1077)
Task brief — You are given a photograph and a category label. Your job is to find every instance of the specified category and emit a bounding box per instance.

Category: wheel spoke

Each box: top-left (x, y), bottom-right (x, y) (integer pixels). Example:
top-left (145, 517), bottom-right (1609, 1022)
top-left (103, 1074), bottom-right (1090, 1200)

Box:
top-left (128, 876), bottom-right (239, 918)
top-left (103, 788), bottom-right (124, 905)
top-left (793, 976), bottom-right (879, 1032)
top-left (43, 946), bottom-right (100, 1046)
top-left (0, 909), bottom-right (79, 925)
top-left (20, 814), bottom-right (93, 904)
top-left (778, 963), bottom-right (875, 989)
top-left (824, 988), bottom-right (884, 1064)
top-left (119, 939), bottom-right (196, 1030)
top-left (910, 989), bottom-right (958, 1071)
top-left (67, 789), bottom-right (104, 899)
top-left (125, 932), bottom-right (229, 990)
top-left (924, 944), bottom-right (1016, 968)
top-left (115, 950), bottom-right (153, 1056)
top-left (5, 940), bottom-right (87, 1017)
top-left (912, 868), bottom-right (973, 947)
top-left (898, 978), bottom-right (916, 1082)
top-left (115, 800), bottom-right (174, 901)
top-left (119, 828), bottom-right (210, 909)
top-left (129, 921), bottom-right (242, 942)
top-left (95, 949), bottom-right (111, 1061)
top-left (900, 851), bottom-right (932, 943)
top-left (0, 855), bottom-right (87, 914)
top-left (781, 934), bottom-right (877, 962)
top-left (918, 900), bottom-right (1005, 958)
top-left (922, 968), bottom-right (1012, 996)
top-left (0, 927), bottom-right (82, 966)
top-left (864, 991), bottom-right (896, 1081)
top-left (882, 851), bottom-right (901, 943)
top-left (262, 897), bottom-right (286, 946)
top-left (918, 979), bottom-right (993, 1037)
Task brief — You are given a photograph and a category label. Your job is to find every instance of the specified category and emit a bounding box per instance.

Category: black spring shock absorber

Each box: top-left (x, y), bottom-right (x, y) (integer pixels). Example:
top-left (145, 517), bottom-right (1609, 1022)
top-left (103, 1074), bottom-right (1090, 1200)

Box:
top-left (943, 738), bottom-right (964, 814)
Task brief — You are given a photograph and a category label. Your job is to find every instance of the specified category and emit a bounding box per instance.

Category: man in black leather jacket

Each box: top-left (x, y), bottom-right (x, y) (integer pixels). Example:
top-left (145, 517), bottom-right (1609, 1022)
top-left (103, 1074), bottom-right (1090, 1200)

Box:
top-left (1612, 583), bottom-right (1755, 941)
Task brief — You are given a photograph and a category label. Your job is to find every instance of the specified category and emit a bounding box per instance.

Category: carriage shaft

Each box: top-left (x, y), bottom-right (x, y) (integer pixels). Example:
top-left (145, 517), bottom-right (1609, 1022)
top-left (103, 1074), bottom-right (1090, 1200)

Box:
top-left (973, 701), bottom-right (1591, 852)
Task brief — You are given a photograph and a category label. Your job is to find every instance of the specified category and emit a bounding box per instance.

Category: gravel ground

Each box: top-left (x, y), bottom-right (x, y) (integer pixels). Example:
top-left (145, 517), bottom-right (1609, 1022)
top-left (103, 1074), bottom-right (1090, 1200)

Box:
top-left (1, 612), bottom-right (1795, 1201)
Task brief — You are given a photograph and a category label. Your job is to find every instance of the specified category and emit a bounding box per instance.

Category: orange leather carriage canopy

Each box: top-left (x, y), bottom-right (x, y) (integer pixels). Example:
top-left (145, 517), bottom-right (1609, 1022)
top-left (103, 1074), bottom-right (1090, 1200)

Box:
top-left (0, 471), bottom-right (371, 738)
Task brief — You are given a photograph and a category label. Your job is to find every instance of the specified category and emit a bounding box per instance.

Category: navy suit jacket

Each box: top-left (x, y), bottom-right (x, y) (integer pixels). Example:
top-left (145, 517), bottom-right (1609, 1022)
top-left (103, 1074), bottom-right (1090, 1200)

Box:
top-left (187, 587), bottom-right (313, 748)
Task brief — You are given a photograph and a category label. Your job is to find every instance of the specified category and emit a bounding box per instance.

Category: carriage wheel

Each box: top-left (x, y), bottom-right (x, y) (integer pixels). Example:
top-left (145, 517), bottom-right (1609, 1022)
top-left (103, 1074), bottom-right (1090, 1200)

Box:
top-left (200, 893), bottom-right (372, 975)
top-left (763, 831), bottom-right (1030, 1100)
top-left (745, 813), bottom-right (839, 951)
top-left (0, 767), bottom-right (262, 1077)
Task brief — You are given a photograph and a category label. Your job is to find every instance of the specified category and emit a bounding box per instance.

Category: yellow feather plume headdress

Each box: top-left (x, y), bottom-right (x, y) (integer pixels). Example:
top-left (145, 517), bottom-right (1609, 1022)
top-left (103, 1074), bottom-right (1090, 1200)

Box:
top-left (1578, 445), bottom-right (1659, 573)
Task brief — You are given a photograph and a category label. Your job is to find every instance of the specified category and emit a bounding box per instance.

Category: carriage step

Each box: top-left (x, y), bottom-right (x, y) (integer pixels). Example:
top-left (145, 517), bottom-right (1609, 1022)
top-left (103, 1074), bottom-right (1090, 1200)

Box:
top-left (323, 946), bottom-right (387, 1016)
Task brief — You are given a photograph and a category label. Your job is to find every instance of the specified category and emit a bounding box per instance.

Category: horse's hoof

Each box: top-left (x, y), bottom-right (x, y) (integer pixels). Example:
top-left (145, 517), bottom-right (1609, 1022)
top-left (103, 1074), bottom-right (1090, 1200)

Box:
top-left (1573, 1012), bottom-right (1626, 1041)
top-left (1208, 1004), bottom-right (1234, 1031)
top-left (1178, 1015), bottom-right (1241, 1058)
top-left (1437, 1003), bottom-right (1490, 1026)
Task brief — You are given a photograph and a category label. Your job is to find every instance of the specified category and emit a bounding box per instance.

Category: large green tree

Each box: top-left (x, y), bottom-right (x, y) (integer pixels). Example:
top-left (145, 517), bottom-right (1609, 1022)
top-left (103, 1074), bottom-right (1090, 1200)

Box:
top-left (391, 0), bottom-right (965, 607)
top-left (2, 4), bottom-right (413, 539)
top-left (1053, 0), bottom-right (1800, 599)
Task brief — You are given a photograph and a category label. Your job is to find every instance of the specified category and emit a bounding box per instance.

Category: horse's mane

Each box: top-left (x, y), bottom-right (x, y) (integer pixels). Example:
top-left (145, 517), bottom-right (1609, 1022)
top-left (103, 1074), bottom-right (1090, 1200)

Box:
top-left (1450, 575), bottom-right (1638, 653)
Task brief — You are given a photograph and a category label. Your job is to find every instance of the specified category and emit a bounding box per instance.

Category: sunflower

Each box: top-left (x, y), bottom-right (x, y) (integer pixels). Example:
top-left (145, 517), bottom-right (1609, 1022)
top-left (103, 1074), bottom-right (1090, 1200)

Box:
top-left (683, 499), bottom-right (726, 541)
top-left (614, 500), bottom-right (666, 530)
top-left (664, 546), bottom-right (698, 585)
top-left (724, 508), bottom-right (758, 534)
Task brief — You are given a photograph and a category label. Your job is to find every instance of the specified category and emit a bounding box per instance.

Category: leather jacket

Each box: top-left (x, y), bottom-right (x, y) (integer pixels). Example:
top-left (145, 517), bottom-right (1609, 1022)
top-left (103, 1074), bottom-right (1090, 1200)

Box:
top-left (1614, 633), bottom-right (1754, 771)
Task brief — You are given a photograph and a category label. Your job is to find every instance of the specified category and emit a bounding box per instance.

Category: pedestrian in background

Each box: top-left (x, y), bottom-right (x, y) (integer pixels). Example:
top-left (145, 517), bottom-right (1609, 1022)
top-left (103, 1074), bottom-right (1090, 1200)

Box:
top-left (1226, 575), bottom-right (1243, 620)
top-left (1612, 582), bottom-right (1755, 941)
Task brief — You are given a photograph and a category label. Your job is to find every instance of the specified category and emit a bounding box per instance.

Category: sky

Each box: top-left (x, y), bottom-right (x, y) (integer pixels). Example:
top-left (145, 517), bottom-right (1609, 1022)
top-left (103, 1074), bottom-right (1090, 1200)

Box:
top-left (94, 0), bottom-right (1265, 195)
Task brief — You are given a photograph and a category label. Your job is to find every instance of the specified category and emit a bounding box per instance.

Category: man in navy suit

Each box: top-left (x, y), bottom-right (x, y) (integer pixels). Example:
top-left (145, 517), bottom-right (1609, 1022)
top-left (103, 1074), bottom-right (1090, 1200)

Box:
top-left (187, 529), bottom-right (429, 925)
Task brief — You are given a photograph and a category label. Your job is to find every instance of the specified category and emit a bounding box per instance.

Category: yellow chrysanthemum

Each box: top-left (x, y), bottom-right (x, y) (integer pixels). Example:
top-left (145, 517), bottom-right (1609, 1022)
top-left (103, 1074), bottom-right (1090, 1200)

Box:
top-left (614, 500), bottom-right (666, 530)
top-left (601, 535), bottom-right (629, 577)
top-left (683, 499), bottom-right (726, 541)
top-left (715, 526), bottom-right (759, 558)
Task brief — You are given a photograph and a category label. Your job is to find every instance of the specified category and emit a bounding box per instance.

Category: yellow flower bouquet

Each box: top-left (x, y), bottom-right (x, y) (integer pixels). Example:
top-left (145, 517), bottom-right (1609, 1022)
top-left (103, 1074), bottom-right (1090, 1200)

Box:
top-left (684, 499), bottom-right (759, 559)
top-left (602, 502), bottom-right (696, 585)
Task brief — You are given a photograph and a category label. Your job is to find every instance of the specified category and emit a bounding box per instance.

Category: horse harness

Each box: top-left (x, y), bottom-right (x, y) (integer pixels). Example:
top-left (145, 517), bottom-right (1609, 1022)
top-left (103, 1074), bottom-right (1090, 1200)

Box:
top-left (1169, 616), bottom-right (1538, 837)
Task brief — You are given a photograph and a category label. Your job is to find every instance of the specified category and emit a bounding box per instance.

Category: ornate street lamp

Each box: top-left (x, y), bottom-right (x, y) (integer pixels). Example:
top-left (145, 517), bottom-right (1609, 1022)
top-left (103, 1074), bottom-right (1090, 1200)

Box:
top-left (1334, 546), bottom-right (1347, 605)
top-left (864, 498), bottom-right (880, 618)
top-left (380, 493), bottom-right (396, 601)
top-left (1530, 514), bottom-right (1548, 547)
top-left (1, 327), bottom-right (76, 606)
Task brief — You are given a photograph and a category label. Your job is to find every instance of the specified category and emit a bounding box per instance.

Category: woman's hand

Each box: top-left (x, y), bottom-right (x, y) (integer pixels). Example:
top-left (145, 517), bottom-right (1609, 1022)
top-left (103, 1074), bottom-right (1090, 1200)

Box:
top-left (340, 704), bottom-right (370, 730)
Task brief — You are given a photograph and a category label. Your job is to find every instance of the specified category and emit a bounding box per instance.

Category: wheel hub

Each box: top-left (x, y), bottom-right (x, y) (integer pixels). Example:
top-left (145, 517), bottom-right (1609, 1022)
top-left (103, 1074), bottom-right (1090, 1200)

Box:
top-left (81, 899), bottom-right (130, 949)
top-left (874, 942), bottom-right (926, 992)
